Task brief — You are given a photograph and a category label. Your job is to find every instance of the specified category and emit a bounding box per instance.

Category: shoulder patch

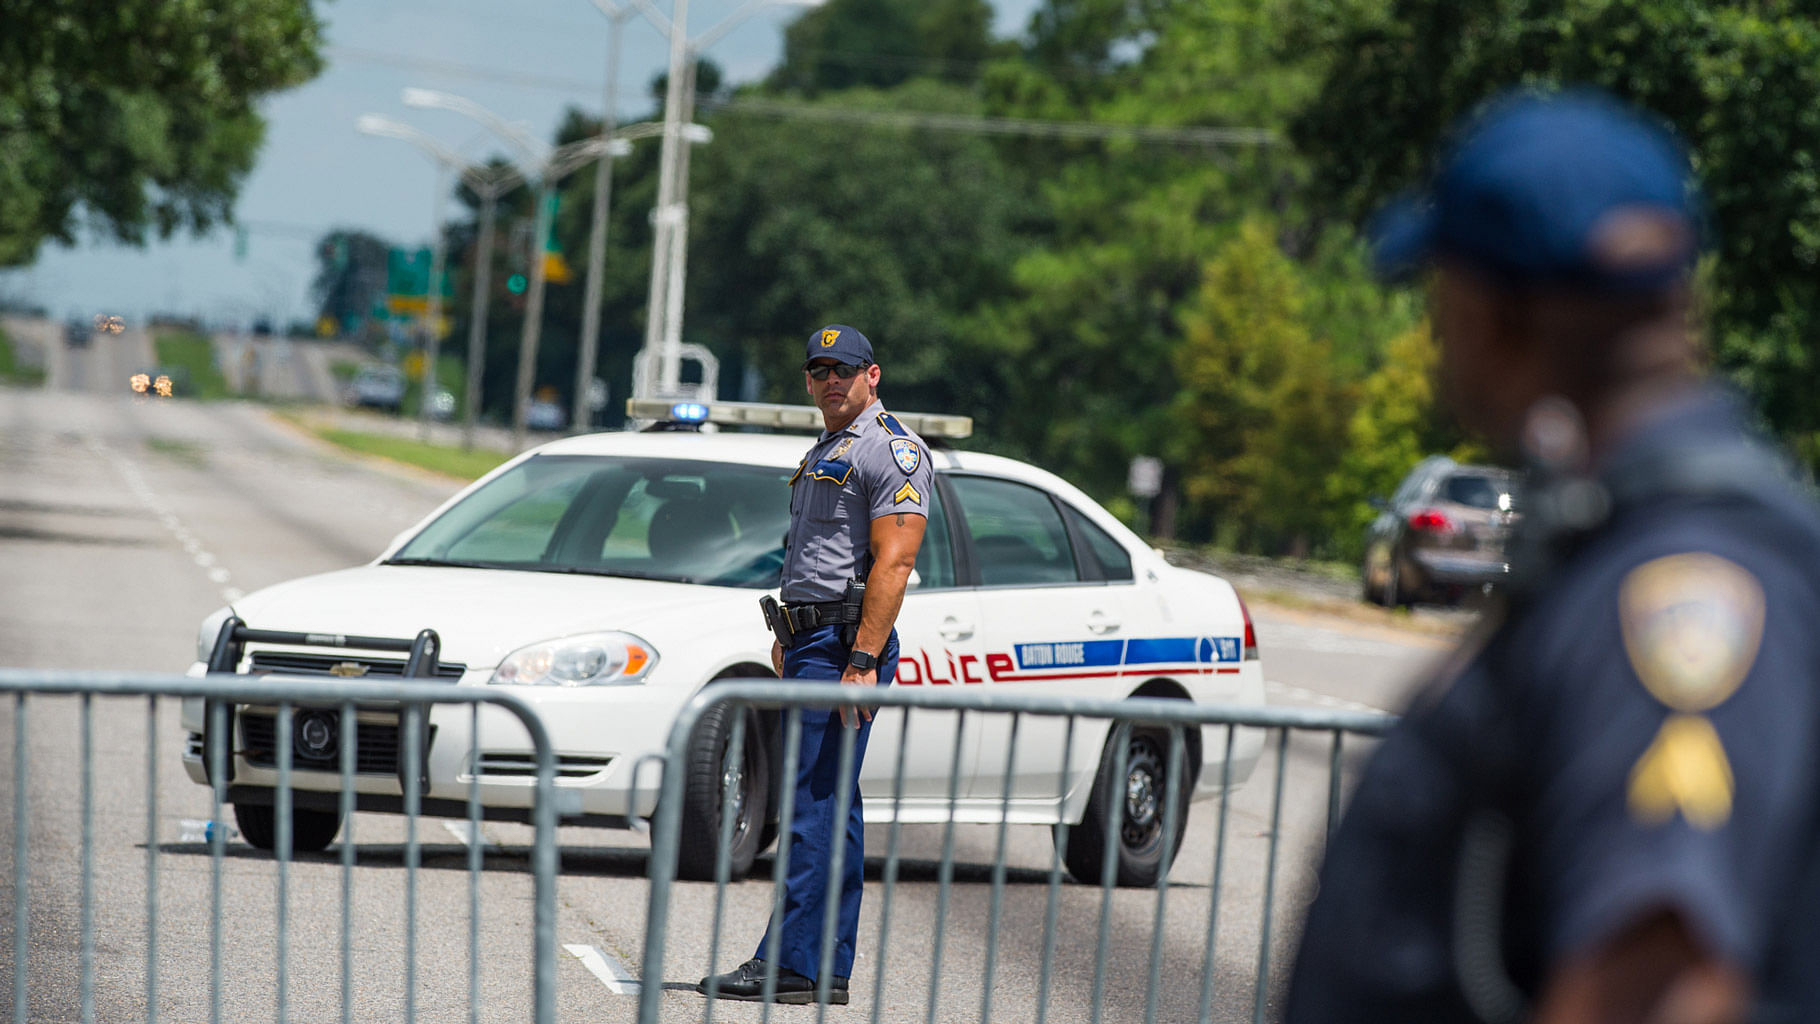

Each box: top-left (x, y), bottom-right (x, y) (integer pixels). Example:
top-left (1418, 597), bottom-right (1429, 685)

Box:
top-left (1619, 552), bottom-right (1765, 712)
top-left (876, 411), bottom-right (908, 437)
top-left (893, 481), bottom-right (923, 506)
top-left (889, 437), bottom-right (921, 475)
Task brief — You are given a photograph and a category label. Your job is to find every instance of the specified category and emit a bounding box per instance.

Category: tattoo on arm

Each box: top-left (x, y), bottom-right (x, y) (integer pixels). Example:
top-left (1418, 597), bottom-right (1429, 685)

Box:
top-left (896, 513), bottom-right (906, 526)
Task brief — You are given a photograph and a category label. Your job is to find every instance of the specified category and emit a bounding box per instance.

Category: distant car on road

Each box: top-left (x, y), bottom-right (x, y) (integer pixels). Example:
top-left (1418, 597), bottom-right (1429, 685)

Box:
top-left (345, 365), bottom-right (405, 412)
top-left (1361, 455), bottom-right (1520, 607)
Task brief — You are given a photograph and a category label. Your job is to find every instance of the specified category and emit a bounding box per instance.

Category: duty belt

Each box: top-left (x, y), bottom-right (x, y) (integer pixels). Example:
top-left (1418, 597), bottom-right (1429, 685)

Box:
top-left (780, 600), bottom-right (852, 632)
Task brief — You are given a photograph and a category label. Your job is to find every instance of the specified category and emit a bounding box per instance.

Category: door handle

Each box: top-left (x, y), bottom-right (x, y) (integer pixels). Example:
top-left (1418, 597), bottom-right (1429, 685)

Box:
top-left (939, 618), bottom-right (974, 641)
top-left (1086, 611), bottom-right (1120, 634)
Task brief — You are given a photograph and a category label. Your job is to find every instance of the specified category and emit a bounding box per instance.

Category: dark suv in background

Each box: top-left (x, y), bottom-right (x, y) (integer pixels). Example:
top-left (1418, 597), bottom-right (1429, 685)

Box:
top-left (1362, 455), bottom-right (1520, 607)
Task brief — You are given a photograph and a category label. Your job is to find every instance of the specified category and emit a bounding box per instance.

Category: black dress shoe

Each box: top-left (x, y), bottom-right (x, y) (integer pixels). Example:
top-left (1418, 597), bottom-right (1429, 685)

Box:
top-left (696, 957), bottom-right (850, 1004)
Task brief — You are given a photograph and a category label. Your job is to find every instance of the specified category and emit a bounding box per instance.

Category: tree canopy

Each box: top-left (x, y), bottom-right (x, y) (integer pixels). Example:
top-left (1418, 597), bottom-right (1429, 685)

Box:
top-left (419, 0), bottom-right (1820, 563)
top-left (0, 0), bottom-right (324, 266)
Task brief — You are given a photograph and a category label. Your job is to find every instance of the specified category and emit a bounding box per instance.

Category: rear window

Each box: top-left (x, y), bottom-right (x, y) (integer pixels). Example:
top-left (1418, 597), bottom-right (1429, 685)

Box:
top-left (1444, 473), bottom-right (1517, 510)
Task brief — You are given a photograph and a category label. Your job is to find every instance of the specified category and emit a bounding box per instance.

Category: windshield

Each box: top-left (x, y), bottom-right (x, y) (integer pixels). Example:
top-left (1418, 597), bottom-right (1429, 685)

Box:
top-left (1444, 472), bottom-right (1519, 511)
top-left (389, 455), bottom-right (793, 588)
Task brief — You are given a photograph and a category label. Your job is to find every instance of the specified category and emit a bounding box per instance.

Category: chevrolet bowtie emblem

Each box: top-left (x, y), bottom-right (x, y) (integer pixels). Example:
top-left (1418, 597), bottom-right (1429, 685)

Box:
top-left (328, 662), bottom-right (368, 678)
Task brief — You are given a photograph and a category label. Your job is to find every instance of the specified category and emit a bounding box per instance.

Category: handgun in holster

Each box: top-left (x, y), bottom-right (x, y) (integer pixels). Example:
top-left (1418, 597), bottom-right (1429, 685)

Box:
top-left (839, 578), bottom-right (866, 648)
top-left (759, 594), bottom-right (794, 649)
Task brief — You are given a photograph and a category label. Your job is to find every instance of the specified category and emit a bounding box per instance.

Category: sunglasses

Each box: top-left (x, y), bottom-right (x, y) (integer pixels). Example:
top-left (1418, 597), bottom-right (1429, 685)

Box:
top-left (806, 362), bottom-right (869, 381)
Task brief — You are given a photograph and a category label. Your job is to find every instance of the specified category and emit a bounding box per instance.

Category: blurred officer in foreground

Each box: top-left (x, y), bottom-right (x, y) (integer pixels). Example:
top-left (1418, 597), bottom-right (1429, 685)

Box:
top-left (698, 324), bottom-right (931, 1005)
top-left (1286, 89), bottom-right (1820, 1024)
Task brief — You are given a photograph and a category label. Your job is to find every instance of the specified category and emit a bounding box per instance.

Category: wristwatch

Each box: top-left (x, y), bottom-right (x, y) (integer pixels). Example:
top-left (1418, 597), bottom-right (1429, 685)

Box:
top-left (847, 649), bottom-right (878, 671)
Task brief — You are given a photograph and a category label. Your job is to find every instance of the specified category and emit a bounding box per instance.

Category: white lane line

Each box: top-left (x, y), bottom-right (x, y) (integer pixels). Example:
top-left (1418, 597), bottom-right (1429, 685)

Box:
top-left (89, 435), bottom-right (240, 606)
top-left (565, 944), bottom-right (642, 995)
top-left (441, 819), bottom-right (497, 850)
top-left (1266, 680), bottom-right (1387, 716)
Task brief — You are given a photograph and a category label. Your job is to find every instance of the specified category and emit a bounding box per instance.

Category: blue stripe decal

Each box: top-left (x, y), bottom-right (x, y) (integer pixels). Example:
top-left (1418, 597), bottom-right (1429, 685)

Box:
top-left (1125, 637), bottom-right (1199, 664)
top-left (1016, 640), bottom-right (1123, 669)
top-left (1009, 636), bottom-right (1246, 672)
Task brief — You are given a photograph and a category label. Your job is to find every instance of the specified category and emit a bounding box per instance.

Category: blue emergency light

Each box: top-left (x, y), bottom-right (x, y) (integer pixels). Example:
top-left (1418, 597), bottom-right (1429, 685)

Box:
top-left (670, 402), bottom-right (709, 423)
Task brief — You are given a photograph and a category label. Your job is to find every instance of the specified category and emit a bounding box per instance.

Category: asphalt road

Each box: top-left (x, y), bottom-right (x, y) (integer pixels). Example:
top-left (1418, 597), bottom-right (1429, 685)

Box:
top-left (0, 353), bottom-right (1446, 1023)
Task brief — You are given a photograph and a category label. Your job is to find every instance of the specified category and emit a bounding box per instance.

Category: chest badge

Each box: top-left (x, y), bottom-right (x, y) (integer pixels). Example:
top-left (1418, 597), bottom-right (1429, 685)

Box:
top-left (889, 438), bottom-right (921, 475)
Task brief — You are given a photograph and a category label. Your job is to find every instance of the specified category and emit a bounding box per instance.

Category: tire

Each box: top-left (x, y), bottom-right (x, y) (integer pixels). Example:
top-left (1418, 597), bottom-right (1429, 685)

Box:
top-left (233, 802), bottom-right (342, 853)
top-left (675, 703), bottom-right (770, 882)
top-left (1058, 724), bottom-right (1192, 887)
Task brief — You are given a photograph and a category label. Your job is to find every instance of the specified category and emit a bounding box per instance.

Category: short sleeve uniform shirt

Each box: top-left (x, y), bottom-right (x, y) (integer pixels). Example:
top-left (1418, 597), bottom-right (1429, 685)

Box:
top-left (1285, 390), bottom-right (1820, 1023)
top-left (780, 400), bottom-right (934, 604)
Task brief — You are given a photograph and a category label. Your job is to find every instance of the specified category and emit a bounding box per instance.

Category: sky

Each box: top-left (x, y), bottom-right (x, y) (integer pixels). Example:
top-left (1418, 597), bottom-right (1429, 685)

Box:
top-left (0, 0), bottom-right (1042, 330)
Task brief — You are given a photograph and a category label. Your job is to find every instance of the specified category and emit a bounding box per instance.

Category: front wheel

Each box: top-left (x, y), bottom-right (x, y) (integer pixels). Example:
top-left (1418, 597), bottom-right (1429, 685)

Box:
top-left (1057, 724), bottom-right (1191, 887)
top-left (233, 802), bottom-right (343, 853)
top-left (675, 703), bottom-right (770, 882)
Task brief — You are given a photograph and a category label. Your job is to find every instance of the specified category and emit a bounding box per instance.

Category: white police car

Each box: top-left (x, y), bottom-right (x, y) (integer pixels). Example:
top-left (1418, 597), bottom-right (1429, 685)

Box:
top-left (179, 400), bottom-right (1265, 886)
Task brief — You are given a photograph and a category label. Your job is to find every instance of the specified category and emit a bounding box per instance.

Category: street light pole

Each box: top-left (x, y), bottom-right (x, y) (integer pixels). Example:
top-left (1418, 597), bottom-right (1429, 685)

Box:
top-left (461, 179), bottom-right (512, 451)
top-left (627, 0), bottom-right (825, 400)
top-left (418, 165), bottom-right (450, 442)
top-left (638, 0), bottom-right (691, 399)
top-left (576, 2), bottom-right (636, 433)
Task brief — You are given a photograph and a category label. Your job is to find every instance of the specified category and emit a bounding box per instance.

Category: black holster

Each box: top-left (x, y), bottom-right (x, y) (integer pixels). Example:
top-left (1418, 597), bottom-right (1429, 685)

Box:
top-left (839, 578), bottom-right (865, 648)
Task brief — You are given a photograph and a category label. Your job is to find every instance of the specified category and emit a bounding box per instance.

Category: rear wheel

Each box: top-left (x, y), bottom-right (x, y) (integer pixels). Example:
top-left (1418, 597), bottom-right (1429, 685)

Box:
top-left (233, 802), bottom-right (342, 853)
top-left (1058, 724), bottom-right (1192, 887)
top-left (676, 703), bottom-right (770, 881)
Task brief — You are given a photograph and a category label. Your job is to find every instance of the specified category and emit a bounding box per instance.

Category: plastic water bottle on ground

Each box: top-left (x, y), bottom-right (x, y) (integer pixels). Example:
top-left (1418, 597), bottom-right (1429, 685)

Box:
top-left (178, 818), bottom-right (239, 844)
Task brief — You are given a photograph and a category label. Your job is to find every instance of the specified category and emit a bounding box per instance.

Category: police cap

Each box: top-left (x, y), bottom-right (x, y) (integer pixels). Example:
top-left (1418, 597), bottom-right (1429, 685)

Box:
top-left (804, 324), bottom-right (874, 368)
top-left (1371, 88), bottom-right (1706, 293)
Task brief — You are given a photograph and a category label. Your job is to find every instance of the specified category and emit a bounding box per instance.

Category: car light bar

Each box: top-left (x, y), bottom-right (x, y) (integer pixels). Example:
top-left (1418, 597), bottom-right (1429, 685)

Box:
top-left (625, 398), bottom-right (973, 439)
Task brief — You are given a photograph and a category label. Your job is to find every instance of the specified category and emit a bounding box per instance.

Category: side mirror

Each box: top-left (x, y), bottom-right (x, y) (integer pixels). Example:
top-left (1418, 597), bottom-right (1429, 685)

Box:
top-left (1368, 496), bottom-right (1387, 512)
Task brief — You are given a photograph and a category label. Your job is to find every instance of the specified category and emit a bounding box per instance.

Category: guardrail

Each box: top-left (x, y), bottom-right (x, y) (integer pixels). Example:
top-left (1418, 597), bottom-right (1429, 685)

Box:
top-left (0, 669), bottom-right (560, 1024)
top-left (639, 681), bottom-right (1395, 1024)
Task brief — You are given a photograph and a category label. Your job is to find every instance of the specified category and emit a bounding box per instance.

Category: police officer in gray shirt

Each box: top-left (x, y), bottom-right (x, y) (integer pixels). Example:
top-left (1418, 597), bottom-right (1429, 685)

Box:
top-left (699, 323), bottom-right (932, 1005)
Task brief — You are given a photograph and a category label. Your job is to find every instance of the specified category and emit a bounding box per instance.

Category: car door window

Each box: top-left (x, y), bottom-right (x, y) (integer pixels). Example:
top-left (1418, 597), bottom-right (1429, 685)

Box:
top-left (950, 475), bottom-right (1079, 586)
top-left (1061, 503), bottom-right (1134, 582)
top-left (912, 481), bottom-right (957, 589)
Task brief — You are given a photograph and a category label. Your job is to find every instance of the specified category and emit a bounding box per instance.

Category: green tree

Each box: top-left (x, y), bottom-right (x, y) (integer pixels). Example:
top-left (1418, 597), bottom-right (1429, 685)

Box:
top-left (682, 80), bottom-right (1026, 418)
top-left (769, 0), bottom-right (1003, 95)
top-left (1171, 219), bottom-right (1353, 554)
top-left (1286, 0), bottom-right (1820, 451)
top-left (309, 230), bottom-right (395, 342)
top-left (0, 1), bottom-right (324, 266)
top-left (1323, 321), bottom-right (1441, 558)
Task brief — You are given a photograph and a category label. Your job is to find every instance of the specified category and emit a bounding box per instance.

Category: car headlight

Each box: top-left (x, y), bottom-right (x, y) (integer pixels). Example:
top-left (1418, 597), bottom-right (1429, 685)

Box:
top-left (489, 632), bottom-right (658, 686)
top-left (196, 606), bottom-right (234, 665)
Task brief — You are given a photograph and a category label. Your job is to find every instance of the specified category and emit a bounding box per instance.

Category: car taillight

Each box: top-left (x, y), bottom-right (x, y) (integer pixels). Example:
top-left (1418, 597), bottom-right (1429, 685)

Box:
top-left (1408, 508), bottom-right (1457, 534)
top-left (1237, 594), bottom-right (1259, 661)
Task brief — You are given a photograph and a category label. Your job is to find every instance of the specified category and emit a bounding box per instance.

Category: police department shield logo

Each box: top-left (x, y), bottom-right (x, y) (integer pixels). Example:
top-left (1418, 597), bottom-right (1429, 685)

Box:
top-left (889, 438), bottom-right (920, 474)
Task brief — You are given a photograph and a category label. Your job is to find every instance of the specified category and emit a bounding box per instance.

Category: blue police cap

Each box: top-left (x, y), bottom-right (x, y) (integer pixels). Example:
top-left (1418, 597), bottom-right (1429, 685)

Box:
top-left (804, 324), bottom-right (874, 368)
top-left (1371, 88), bottom-right (1705, 292)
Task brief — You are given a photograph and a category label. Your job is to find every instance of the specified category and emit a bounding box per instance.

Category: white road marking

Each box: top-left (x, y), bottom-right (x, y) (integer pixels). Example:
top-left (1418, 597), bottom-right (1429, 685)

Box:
top-left (565, 944), bottom-right (641, 995)
top-left (87, 436), bottom-right (241, 606)
top-left (1266, 679), bottom-right (1387, 716)
top-left (441, 819), bottom-right (496, 850)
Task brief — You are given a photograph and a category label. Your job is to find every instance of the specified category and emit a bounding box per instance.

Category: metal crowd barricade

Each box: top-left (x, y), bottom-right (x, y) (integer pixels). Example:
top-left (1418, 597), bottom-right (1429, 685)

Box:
top-left (639, 681), bottom-right (1395, 1024)
top-left (0, 669), bottom-right (560, 1024)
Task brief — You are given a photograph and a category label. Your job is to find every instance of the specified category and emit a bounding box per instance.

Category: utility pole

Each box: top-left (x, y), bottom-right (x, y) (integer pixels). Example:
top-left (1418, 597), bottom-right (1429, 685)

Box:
top-left (576, 3), bottom-right (636, 433)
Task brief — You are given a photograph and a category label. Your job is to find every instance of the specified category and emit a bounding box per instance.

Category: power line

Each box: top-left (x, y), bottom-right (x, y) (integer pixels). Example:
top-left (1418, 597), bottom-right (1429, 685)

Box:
top-left (326, 48), bottom-right (1278, 149)
top-left (709, 97), bottom-right (1280, 148)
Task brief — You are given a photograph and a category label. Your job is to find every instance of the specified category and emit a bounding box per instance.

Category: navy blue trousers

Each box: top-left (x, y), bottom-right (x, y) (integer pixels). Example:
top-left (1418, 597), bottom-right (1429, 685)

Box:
top-left (757, 623), bottom-right (897, 982)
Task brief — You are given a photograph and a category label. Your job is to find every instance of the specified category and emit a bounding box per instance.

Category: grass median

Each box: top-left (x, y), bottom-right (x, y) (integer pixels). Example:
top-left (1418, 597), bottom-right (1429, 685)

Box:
top-left (0, 327), bottom-right (46, 386)
top-left (152, 329), bottom-right (231, 399)
top-left (299, 420), bottom-right (509, 481)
